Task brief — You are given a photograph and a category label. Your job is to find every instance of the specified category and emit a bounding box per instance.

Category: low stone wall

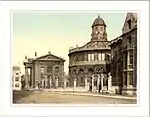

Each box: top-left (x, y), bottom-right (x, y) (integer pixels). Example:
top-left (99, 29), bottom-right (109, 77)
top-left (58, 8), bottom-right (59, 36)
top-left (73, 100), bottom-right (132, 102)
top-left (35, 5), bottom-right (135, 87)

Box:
top-left (122, 85), bottom-right (137, 96)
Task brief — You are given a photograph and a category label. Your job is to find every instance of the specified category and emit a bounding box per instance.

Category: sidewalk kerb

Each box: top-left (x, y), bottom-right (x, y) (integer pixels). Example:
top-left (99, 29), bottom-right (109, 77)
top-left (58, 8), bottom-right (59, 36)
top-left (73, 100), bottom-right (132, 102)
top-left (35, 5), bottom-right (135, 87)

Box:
top-left (52, 92), bottom-right (136, 100)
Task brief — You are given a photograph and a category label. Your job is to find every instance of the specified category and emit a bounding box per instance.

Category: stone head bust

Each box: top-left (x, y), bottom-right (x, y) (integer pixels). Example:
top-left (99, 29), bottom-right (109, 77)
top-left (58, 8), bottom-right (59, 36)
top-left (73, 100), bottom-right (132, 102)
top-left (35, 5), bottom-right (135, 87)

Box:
top-left (108, 72), bottom-right (112, 77)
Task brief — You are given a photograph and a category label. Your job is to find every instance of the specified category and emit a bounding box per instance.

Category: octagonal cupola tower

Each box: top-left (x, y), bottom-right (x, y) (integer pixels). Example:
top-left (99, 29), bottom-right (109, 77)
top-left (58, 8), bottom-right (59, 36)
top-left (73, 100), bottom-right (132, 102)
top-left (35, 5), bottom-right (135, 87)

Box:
top-left (68, 15), bottom-right (111, 89)
top-left (91, 15), bottom-right (107, 41)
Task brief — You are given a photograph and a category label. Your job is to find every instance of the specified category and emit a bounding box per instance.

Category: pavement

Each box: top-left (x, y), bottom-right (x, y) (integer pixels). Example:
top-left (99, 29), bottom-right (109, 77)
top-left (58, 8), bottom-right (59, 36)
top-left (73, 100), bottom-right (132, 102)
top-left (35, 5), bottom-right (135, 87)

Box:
top-left (13, 90), bottom-right (136, 104)
top-left (31, 89), bottom-right (137, 100)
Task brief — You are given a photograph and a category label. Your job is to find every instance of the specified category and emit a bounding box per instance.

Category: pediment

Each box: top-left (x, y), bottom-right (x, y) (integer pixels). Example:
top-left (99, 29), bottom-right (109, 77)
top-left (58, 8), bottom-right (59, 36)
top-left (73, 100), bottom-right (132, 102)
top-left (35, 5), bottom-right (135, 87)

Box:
top-left (35, 54), bottom-right (65, 62)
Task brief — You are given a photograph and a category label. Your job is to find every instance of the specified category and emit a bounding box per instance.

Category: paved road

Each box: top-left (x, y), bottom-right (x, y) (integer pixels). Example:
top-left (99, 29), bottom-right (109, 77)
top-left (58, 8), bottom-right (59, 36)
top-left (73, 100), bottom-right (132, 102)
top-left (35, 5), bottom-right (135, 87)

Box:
top-left (13, 90), bottom-right (136, 104)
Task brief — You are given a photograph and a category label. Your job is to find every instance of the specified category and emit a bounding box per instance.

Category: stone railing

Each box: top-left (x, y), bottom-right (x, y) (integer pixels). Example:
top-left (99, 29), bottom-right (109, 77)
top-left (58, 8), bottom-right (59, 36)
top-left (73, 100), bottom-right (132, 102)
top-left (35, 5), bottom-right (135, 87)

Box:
top-left (69, 47), bottom-right (110, 54)
top-left (69, 60), bottom-right (106, 67)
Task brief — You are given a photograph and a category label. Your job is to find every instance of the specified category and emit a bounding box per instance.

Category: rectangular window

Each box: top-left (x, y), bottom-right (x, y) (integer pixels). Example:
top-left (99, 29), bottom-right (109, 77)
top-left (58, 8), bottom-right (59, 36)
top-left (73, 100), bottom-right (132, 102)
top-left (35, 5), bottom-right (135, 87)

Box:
top-left (41, 67), bottom-right (44, 74)
top-left (98, 53), bottom-right (101, 61)
top-left (128, 35), bottom-right (132, 44)
top-left (102, 53), bottom-right (105, 60)
top-left (124, 52), bottom-right (127, 69)
top-left (127, 19), bottom-right (131, 29)
top-left (94, 53), bottom-right (98, 61)
top-left (15, 84), bottom-right (19, 87)
top-left (81, 54), bottom-right (84, 61)
top-left (90, 54), bottom-right (92, 61)
top-left (129, 51), bottom-right (133, 69)
top-left (130, 51), bottom-right (133, 65)
top-left (88, 54), bottom-right (91, 61)
top-left (129, 72), bottom-right (133, 85)
top-left (16, 73), bottom-right (19, 75)
top-left (91, 54), bottom-right (94, 61)
top-left (47, 66), bottom-right (52, 73)
top-left (15, 77), bottom-right (19, 81)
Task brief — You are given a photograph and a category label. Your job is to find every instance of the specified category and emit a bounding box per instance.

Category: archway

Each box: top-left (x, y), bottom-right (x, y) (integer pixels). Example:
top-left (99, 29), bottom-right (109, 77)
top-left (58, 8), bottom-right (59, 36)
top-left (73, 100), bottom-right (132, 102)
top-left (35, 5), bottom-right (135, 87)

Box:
top-left (78, 69), bottom-right (85, 87)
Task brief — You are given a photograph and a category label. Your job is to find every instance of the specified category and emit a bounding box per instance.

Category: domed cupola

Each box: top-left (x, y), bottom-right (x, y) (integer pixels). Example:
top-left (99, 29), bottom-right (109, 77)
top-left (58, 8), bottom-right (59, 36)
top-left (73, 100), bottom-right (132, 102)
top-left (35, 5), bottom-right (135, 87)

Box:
top-left (91, 15), bottom-right (107, 41)
top-left (92, 15), bottom-right (106, 27)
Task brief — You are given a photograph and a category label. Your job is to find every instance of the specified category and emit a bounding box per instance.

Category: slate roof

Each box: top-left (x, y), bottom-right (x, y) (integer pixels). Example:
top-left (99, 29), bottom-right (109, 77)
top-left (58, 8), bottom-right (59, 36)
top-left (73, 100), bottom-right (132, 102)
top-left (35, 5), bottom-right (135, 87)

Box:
top-left (92, 16), bottom-right (106, 27)
top-left (69, 41), bottom-right (111, 54)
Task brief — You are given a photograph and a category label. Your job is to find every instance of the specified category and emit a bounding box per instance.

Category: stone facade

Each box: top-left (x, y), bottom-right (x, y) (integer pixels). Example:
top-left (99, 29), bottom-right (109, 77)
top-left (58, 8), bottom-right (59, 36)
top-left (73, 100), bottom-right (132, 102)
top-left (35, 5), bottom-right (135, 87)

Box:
top-left (12, 66), bottom-right (22, 90)
top-left (68, 16), bottom-right (111, 92)
top-left (23, 52), bottom-right (65, 89)
top-left (106, 13), bottom-right (137, 95)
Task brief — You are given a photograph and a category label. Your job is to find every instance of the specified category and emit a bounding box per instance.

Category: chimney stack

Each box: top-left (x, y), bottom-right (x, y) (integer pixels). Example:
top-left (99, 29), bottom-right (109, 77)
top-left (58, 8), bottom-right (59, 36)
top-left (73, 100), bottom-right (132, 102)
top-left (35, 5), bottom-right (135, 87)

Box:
top-left (25, 56), bottom-right (27, 59)
top-left (35, 52), bottom-right (37, 57)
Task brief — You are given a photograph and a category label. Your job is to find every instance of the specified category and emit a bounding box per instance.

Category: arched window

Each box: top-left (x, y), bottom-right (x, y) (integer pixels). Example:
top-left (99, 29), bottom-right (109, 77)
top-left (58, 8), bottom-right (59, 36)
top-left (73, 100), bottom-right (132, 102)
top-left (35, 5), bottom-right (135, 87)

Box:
top-left (79, 69), bottom-right (84, 74)
top-left (73, 69), bottom-right (76, 74)
top-left (54, 66), bottom-right (59, 73)
top-left (88, 68), bottom-right (94, 74)
top-left (98, 68), bottom-right (104, 73)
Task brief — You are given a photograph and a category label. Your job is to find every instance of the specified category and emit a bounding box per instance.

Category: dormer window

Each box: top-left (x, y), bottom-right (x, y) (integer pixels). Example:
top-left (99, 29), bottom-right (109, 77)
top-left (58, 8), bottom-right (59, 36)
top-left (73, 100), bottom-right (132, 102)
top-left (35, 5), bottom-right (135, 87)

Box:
top-left (127, 19), bottom-right (131, 29)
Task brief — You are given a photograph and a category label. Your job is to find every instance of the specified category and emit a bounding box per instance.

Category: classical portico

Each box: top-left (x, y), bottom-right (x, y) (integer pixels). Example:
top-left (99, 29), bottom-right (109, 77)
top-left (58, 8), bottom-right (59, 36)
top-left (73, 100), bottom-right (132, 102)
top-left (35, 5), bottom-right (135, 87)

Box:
top-left (23, 52), bottom-right (65, 89)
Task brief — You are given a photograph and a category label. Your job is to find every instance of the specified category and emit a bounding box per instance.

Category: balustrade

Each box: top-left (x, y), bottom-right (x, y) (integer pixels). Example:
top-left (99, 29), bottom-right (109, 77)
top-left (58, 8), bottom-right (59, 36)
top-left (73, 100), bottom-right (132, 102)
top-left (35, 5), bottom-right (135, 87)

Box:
top-left (69, 60), bottom-right (106, 66)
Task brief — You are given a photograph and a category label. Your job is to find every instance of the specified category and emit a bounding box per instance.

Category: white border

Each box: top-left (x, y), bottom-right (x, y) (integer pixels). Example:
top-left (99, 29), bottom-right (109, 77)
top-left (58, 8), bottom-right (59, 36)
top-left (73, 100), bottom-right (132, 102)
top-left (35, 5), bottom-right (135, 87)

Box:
top-left (0, 1), bottom-right (149, 116)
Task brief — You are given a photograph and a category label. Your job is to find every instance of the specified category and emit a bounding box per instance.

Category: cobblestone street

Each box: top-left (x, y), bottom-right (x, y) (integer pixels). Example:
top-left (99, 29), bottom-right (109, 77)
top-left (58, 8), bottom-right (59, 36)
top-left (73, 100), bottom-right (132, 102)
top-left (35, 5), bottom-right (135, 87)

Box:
top-left (13, 90), bottom-right (136, 104)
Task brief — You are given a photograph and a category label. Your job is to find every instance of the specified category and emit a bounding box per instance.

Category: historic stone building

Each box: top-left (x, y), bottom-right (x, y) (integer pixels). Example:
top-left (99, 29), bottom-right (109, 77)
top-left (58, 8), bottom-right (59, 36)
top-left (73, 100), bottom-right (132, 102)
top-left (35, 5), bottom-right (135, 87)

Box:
top-left (12, 66), bottom-right (22, 90)
top-left (106, 13), bottom-right (137, 95)
top-left (23, 52), bottom-right (65, 89)
top-left (68, 16), bottom-right (111, 92)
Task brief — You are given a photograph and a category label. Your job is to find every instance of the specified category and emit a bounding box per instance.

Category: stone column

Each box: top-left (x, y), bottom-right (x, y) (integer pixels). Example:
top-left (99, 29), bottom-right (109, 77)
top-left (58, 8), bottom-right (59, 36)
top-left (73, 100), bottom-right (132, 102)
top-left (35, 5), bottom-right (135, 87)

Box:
top-left (92, 75), bottom-right (94, 92)
top-left (74, 79), bottom-right (76, 90)
top-left (123, 53), bottom-right (125, 85)
top-left (127, 51), bottom-right (130, 86)
top-left (31, 67), bottom-right (35, 88)
top-left (87, 81), bottom-right (89, 92)
top-left (49, 77), bottom-right (52, 89)
top-left (97, 74), bottom-right (100, 92)
top-left (41, 78), bottom-right (44, 89)
top-left (55, 78), bottom-right (58, 89)
top-left (108, 73), bottom-right (112, 91)
top-left (133, 49), bottom-right (135, 87)
top-left (64, 77), bottom-right (66, 89)
top-left (25, 67), bottom-right (29, 89)
top-left (29, 68), bottom-right (31, 88)
top-left (85, 78), bottom-right (88, 91)
top-left (35, 80), bottom-right (38, 89)
top-left (45, 76), bottom-right (48, 88)
top-left (101, 74), bottom-right (104, 91)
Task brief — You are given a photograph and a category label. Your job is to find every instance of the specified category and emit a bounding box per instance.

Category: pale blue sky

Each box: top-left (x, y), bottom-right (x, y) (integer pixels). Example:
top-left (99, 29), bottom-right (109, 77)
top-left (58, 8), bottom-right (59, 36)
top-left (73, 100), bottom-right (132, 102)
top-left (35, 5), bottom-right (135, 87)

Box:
top-left (12, 11), bottom-right (127, 74)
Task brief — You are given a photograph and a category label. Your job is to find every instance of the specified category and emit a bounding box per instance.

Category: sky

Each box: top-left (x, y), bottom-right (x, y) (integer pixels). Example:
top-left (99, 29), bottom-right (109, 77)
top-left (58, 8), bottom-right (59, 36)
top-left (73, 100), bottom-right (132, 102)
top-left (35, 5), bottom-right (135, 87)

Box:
top-left (12, 11), bottom-right (127, 75)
